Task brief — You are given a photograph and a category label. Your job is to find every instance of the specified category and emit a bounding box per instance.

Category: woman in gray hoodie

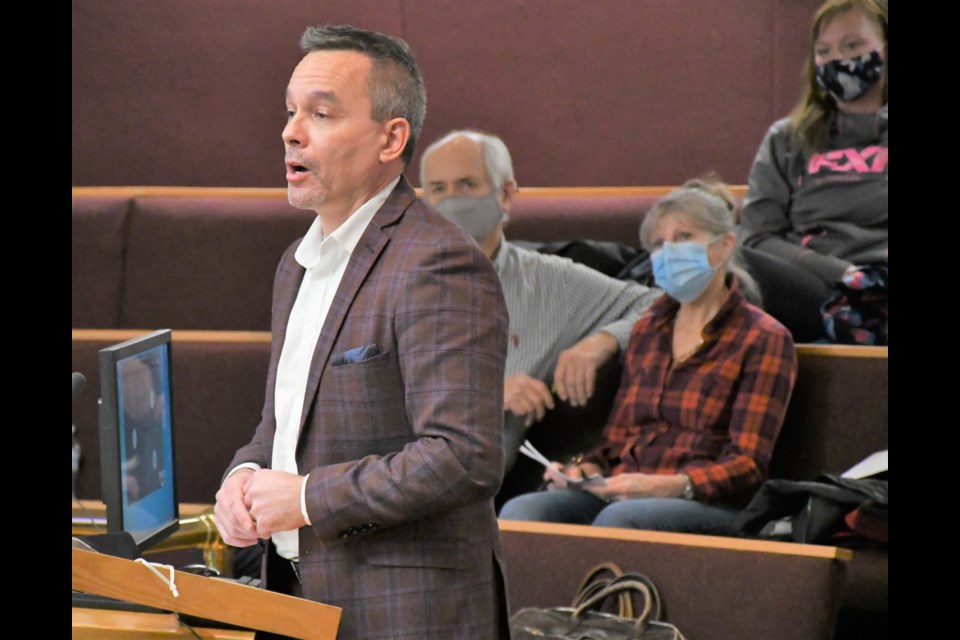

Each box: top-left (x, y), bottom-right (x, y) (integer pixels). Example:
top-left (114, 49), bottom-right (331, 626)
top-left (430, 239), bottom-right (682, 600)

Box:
top-left (739, 0), bottom-right (887, 341)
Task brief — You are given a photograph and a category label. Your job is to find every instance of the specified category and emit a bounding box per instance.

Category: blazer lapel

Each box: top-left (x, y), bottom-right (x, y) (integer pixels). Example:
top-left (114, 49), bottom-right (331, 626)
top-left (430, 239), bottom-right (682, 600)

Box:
top-left (272, 246), bottom-right (307, 363)
top-left (264, 242), bottom-right (307, 462)
top-left (297, 178), bottom-right (416, 436)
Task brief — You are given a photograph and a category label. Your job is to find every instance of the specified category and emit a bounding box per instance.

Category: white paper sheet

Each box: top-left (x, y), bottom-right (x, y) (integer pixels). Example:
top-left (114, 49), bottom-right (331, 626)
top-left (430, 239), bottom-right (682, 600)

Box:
top-left (518, 440), bottom-right (606, 487)
top-left (840, 450), bottom-right (888, 479)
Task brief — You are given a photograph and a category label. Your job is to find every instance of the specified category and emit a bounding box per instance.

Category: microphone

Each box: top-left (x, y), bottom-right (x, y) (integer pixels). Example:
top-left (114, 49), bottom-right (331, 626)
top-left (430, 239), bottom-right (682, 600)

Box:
top-left (72, 372), bottom-right (85, 482)
top-left (73, 372), bottom-right (86, 403)
top-left (73, 424), bottom-right (82, 476)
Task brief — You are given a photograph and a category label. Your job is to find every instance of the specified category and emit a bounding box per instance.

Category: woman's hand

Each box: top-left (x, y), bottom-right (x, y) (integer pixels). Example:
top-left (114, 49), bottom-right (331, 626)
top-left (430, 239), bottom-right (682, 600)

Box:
top-left (543, 460), bottom-right (602, 490)
top-left (584, 472), bottom-right (687, 501)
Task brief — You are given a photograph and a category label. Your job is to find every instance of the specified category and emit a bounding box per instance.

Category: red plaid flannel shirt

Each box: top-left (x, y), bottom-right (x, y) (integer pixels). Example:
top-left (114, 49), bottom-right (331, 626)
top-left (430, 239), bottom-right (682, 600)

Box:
top-left (585, 279), bottom-right (798, 507)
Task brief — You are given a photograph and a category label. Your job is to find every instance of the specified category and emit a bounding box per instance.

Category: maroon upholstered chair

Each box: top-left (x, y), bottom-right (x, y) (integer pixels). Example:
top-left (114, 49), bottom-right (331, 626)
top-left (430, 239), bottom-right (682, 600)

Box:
top-left (72, 196), bottom-right (133, 328)
top-left (119, 196), bottom-right (314, 331)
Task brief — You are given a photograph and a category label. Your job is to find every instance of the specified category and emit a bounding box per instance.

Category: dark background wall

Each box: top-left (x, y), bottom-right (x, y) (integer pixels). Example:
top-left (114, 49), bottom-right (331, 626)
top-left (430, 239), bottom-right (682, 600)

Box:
top-left (72, 0), bottom-right (821, 188)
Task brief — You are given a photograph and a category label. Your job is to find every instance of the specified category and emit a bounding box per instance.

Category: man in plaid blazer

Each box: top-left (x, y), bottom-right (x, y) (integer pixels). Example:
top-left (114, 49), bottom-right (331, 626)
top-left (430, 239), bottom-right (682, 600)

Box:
top-left (214, 25), bottom-right (510, 640)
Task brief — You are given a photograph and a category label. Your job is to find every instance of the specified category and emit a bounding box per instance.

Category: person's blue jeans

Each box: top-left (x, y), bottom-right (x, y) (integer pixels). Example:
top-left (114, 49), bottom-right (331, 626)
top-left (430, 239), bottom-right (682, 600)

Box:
top-left (498, 489), bottom-right (739, 535)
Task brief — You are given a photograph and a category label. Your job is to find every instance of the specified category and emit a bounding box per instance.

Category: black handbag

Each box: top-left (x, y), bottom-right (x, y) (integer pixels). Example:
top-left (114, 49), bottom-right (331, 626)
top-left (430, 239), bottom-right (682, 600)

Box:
top-left (733, 474), bottom-right (888, 545)
top-left (510, 563), bottom-right (687, 639)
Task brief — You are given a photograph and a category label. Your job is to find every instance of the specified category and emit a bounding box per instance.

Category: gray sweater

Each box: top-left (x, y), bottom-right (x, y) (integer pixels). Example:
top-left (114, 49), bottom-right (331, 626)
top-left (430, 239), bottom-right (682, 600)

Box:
top-left (740, 105), bottom-right (888, 285)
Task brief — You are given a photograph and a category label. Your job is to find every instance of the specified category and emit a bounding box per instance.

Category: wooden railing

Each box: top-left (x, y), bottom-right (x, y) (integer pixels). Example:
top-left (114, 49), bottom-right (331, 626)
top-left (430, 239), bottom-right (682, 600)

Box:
top-left (72, 184), bottom-right (749, 200)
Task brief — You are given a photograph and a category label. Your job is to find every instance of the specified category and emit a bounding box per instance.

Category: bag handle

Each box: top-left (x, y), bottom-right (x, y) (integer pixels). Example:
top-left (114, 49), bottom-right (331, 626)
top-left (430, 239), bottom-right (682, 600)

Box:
top-left (571, 562), bottom-right (633, 618)
top-left (574, 580), bottom-right (634, 619)
top-left (574, 562), bottom-right (624, 593)
top-left (574, 574), bottom-right (666, 622)
top-left (615, 573), bottom-right (664, 622)
top-left (571, 578), bottom-right (655, 634)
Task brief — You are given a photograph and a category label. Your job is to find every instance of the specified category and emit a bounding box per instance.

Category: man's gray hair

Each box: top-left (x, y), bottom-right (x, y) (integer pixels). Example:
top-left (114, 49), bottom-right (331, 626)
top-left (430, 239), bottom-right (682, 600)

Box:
top-left (299, 24), bottom-right (426, 165)
top-left (419, 129), bottom-right (516, 192)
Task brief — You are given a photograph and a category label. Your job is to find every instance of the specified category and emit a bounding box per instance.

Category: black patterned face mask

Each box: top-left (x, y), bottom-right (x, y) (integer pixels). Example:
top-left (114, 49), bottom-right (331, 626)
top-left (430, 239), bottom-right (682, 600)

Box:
top-left (815, 49), bottom-right (884, 103)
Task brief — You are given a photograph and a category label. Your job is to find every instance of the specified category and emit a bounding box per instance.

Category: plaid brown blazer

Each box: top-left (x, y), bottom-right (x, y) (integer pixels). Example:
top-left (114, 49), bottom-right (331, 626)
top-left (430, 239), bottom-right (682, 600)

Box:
top-left (228, 177), bottom-right (511, 639)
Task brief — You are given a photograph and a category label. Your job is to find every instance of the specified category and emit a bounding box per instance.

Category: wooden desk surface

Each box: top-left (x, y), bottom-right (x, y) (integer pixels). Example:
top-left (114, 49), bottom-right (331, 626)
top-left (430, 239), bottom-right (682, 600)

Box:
top-left (73, 607), bottom-right (254, 639)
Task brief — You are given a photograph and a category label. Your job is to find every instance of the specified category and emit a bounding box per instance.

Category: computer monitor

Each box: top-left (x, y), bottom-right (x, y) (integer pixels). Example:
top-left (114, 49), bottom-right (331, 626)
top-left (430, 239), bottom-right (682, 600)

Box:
top-left (98, 329), bottom-right (179, 551)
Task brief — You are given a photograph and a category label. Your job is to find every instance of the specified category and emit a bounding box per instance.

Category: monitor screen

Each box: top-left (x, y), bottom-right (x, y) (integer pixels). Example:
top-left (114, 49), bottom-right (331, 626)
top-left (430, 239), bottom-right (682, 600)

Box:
top-left (98, 329), bottom-right (179, 551)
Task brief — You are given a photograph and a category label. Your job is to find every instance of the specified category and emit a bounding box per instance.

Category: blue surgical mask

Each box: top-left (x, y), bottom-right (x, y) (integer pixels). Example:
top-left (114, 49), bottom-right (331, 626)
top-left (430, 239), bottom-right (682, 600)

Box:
top-left (651, 237), bottom-right (722, 303)
top-left (815, 49), bottom-right (884, 103)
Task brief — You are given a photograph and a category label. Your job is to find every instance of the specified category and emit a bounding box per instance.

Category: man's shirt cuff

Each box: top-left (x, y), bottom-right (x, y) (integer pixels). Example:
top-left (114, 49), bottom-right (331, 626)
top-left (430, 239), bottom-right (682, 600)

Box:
top-left (225, 462), bottom-right (261, 481)
top-left (301, 474), bottom-right (312, 526)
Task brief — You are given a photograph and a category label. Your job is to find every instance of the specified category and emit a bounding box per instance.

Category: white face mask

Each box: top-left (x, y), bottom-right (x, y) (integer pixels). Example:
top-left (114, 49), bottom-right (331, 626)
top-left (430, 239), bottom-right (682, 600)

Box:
top-left (433, 193), bottom-right (504, 242)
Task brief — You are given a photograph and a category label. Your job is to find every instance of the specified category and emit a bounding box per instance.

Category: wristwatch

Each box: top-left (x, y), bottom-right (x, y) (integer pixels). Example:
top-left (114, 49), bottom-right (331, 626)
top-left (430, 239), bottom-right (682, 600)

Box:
top-left (681, 474), bottom-right (696, 500)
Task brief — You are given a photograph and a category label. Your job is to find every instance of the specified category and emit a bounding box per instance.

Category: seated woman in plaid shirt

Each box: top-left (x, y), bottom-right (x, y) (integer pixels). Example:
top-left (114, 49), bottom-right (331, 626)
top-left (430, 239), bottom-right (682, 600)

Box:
top-left (499, 186), bottom-right (798, 534)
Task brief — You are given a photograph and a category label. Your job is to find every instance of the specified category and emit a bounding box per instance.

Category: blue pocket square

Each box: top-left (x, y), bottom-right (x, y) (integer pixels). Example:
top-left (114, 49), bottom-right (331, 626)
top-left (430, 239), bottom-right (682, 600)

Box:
top-left (331, 343), bottom-right (380, 366)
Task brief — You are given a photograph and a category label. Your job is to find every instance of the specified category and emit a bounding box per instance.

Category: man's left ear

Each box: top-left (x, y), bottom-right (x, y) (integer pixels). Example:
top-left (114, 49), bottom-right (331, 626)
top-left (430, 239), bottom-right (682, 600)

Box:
top-left (500, 180), bottom-right (518, 215)
top-left (379, 118), bottom-right (411, 164)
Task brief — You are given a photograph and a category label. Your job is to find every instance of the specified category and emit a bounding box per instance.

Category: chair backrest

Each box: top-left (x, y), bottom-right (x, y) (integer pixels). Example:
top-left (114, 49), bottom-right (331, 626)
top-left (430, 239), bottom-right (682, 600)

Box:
top-left (770, 345), bottom-right (888, 481)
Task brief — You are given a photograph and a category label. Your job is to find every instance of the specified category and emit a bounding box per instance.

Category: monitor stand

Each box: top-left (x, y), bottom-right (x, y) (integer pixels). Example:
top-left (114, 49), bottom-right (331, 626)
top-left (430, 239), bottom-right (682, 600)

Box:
top-left (72, 531), bottom-right (140, 560)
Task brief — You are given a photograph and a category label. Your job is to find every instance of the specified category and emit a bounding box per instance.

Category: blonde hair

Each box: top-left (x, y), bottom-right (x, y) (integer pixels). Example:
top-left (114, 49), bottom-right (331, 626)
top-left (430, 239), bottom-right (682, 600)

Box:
top-left (788, 0), bottom-right (887, 152)
top-left (640, 185), bottom-right (762, 305)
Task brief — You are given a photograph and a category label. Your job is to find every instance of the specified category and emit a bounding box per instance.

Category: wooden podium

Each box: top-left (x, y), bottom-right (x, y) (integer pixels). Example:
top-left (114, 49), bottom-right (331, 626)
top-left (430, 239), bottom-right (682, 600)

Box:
top-left (73, 547), bottom-right (341, 639)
